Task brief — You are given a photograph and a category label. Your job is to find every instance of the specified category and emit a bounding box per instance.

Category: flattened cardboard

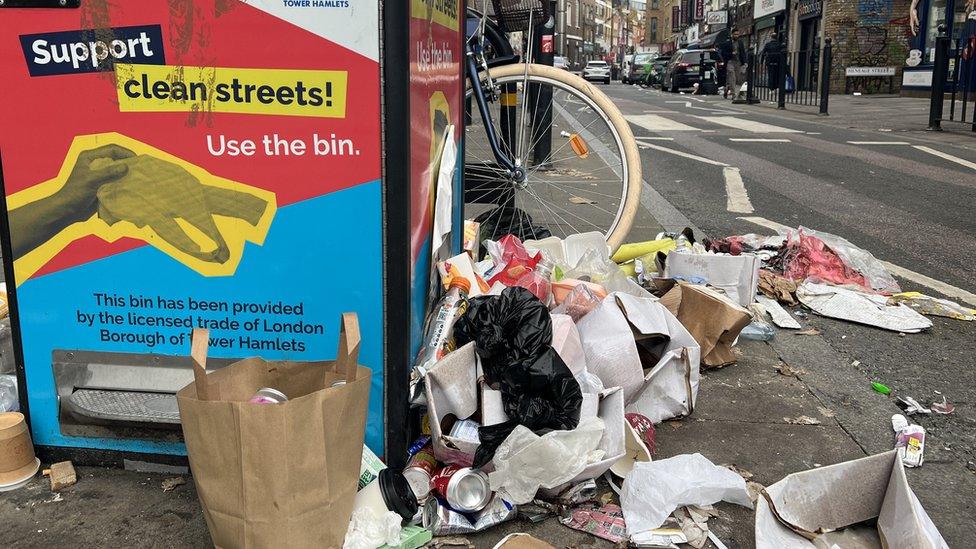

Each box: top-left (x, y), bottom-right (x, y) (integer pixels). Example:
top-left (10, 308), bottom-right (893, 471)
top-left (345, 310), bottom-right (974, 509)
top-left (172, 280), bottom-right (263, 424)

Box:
top-left (662, 284), bottom-right (752, 369)
top-left (665, 252), bottom-right (761, 307)
top-left (755, 450), bottom-right (948, 549)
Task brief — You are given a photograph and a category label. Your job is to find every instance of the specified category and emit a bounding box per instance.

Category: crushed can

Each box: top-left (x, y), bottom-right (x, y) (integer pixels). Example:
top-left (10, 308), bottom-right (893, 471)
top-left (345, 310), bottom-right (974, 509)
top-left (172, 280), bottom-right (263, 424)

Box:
top-left (248, 387), bottom-right (287, 404)
top-left (422, 495), bottom-right (517, 536)
top-left (403, 444), bottom-right (437, 501)
top-left (430, 464), bottom-right (491, 513)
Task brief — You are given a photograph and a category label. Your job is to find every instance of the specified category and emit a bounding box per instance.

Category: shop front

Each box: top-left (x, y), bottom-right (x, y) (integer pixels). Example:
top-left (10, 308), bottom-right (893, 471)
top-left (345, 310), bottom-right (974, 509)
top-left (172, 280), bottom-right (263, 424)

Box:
top-left (903, 0), bottom-right (976, 92)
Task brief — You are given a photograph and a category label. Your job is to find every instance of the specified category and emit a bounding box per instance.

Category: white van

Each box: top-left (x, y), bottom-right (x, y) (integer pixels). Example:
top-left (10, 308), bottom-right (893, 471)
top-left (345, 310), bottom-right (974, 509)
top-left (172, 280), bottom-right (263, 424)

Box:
top-left (621, 54), bottom-right (634, 83)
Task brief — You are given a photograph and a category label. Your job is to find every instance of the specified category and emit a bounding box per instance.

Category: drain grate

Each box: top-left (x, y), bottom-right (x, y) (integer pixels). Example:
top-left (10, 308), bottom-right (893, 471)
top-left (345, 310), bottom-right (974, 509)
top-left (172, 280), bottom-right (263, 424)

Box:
top-left (66, 389), bottom-right (181, 424)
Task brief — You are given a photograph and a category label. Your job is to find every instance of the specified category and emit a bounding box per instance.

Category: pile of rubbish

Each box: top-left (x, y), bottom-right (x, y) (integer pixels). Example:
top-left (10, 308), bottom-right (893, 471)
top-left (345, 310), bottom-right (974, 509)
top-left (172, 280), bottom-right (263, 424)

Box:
top-left (345, 223), bottom-right (954, 548)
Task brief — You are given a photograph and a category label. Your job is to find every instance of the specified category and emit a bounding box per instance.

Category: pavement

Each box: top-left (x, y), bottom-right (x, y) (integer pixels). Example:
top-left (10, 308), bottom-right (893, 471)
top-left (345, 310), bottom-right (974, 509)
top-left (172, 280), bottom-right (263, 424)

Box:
top-left (2, 84), bottom-right (975, 547)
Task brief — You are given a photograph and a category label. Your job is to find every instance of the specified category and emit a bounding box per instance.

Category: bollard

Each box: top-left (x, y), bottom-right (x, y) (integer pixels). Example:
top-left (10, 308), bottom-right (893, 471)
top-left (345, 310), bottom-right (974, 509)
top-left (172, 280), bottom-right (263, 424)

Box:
top-left (928, 25), bottom-right (949, 131)
top-left (777, 47), bottom-right (787, 109)
top-left (819, 38), bottom-right (832, 116)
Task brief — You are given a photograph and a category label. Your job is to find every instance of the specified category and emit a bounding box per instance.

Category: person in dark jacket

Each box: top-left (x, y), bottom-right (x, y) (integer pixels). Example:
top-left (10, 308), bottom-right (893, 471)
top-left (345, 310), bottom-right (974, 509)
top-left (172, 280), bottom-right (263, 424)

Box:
top-left (761, 36), bottom-right (782, 89)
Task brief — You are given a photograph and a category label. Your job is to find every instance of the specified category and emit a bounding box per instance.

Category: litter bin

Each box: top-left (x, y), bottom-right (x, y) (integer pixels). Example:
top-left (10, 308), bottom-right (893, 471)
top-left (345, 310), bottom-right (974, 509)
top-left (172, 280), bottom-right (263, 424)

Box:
top-left (0, 0), bottom-right (464, 465)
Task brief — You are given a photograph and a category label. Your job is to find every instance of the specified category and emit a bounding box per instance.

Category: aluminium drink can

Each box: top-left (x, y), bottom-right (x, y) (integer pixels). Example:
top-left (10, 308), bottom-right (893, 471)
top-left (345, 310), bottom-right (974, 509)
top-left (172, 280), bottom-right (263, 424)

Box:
top-left (430, 465), bottom-right (491, 513)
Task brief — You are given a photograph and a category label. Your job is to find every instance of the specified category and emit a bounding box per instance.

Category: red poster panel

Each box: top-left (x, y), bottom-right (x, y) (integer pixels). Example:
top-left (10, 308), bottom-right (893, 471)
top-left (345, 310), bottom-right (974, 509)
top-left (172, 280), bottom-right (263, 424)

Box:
top-left (408, 0), bottom-right (464, 352)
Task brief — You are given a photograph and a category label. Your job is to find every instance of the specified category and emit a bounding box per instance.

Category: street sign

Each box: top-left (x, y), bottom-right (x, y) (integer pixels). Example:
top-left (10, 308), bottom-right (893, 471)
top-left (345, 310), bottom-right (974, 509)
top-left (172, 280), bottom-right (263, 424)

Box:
top-left (845, 66), bottom-right (897, 76)
top-left (754, 0), bottom-right (786, 19)
top-left (706, 11), bottom-right (728, 24)
top-left (695, 0), bottom-right (704, 21)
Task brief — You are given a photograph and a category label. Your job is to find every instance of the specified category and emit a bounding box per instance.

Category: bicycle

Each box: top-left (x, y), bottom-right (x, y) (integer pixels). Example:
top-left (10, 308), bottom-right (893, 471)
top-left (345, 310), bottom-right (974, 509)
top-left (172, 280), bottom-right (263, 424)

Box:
top-left (464, 0), bottom-right (641, 251)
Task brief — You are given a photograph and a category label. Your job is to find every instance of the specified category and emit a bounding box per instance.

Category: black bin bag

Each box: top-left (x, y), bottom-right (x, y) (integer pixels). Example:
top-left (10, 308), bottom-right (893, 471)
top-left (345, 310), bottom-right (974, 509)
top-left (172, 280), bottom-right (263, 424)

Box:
top-left (454, 287), bottom-right (583, 468)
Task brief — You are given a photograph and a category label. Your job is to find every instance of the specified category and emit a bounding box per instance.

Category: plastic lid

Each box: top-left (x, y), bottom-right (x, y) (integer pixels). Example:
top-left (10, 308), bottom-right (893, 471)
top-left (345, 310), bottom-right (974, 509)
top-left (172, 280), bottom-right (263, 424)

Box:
top-left (378, 468), bottom-right (419, 520)
top-left (448, 277), bottom-right (472, 293)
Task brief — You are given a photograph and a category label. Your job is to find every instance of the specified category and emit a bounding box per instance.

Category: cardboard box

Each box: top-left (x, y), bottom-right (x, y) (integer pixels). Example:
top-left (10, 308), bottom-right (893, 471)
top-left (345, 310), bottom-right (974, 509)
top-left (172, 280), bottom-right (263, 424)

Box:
top-left (664, 252), bottom-right (761, 307)
top-left (576, 292), bottom-right (701, 423)
top-left (755, 450), bottom-right (948, 548)
top-left (424, 342), bottom-right (481, 466)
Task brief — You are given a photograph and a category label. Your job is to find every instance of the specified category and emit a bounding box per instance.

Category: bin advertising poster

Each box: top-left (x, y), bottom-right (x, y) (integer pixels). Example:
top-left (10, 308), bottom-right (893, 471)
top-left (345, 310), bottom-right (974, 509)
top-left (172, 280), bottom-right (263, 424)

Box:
top-left (408, 0), bottom-right (464, 354)
top-left (0, 0), bottom-right (384, 455)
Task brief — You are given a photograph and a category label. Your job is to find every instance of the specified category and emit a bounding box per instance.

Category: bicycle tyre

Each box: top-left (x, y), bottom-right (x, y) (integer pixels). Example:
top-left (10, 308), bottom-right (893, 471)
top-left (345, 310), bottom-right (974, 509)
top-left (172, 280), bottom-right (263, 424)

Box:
top-left (466, 63), bottom-right (642, 251)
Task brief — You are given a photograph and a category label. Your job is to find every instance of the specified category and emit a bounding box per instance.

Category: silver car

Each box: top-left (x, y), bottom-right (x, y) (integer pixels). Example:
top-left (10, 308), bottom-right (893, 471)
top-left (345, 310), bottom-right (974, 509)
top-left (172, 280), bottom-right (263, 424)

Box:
top-left (582, 60), bottom-right (611, 84)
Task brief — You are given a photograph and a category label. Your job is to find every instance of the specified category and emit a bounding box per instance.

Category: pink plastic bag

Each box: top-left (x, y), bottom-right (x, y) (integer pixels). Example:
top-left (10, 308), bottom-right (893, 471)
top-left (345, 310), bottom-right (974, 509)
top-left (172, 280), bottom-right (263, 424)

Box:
top-left (781, 232), bottom-right (868, 289)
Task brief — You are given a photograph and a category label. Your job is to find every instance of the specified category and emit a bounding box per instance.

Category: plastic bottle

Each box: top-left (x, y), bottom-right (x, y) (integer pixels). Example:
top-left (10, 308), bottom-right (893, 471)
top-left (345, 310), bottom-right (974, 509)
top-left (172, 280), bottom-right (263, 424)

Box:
top-left (514, 256), bottom-right (555, 303)
top-left (891, 414), bottom-right (925, 468)
top-left (415, 277), bottom-right (471, 374)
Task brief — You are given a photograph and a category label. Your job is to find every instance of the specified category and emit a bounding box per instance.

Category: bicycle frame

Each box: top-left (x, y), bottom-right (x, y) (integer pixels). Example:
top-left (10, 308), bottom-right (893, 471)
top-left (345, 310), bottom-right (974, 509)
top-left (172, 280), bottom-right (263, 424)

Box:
top-left (464, 11), bottom-right (525, 181)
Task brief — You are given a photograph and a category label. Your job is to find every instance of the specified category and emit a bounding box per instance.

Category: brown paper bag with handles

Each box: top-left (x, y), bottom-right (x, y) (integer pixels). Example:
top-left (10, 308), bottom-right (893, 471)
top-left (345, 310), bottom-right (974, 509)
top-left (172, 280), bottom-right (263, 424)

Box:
top-left (176, 313), bottom-right (371, 549)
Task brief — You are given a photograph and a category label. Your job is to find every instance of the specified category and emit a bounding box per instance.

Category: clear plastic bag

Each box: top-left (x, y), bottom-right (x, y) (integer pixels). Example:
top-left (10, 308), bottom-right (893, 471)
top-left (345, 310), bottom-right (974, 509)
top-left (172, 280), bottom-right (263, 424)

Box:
top-left (0, 375), bottom-right (18, 413)
top-left (800, 227), bottom-right (900, 293)
top-left (488, 417), bottom-right (606, 505)
top-left (552, 284), bottom-right (602, 322)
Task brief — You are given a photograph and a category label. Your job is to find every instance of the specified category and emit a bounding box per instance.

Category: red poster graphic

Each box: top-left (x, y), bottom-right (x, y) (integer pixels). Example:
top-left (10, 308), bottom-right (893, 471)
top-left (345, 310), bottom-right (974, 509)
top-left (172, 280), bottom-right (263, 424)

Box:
top-left (408, 0), bottom-right (463, 349)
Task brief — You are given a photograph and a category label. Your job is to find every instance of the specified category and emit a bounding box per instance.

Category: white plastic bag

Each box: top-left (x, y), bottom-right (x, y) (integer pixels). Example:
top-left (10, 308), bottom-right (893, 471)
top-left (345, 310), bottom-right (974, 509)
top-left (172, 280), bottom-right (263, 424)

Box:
top-left (489, 417), bottom-right (605, 504)
top-left (343, 507), bottom-right (402, 549)
top-left (621, 453), bottom-right (753, 534)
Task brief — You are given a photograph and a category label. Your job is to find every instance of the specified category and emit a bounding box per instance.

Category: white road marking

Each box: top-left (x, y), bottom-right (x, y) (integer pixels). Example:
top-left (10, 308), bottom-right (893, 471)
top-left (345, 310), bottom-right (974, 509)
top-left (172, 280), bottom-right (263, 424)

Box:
top-left (729, 138), bottom-right (791, 142)
top-left (639, 142), bottom-right (730, 166)
top-left (625, 114), bottom-right (700, 131)
top-left (738, 216), bottom-right (976, 306)
top-left (806, 132), bottom-right (822, 135)
top-left (847, 141), bottom-right (910, 145)
top-left (695, 116), bottom-right (803, 133)
top-left (667, 100), bottom-right (741, 114)
top-left (724, 167), bottom-right (754, 213)
top-left (636, 136), bottom-right (676, 141)
top-left (913, 145), bottom-right (976, 171)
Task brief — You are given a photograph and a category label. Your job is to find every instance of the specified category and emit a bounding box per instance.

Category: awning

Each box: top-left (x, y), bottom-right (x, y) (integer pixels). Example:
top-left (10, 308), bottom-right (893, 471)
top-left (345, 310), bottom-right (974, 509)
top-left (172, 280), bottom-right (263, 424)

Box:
top-left (687, 28), bottom-right (728, 50)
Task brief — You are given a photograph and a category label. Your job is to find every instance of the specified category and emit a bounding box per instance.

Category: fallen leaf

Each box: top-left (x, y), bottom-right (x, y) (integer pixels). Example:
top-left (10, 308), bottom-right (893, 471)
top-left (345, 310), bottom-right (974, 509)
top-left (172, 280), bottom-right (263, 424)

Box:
top-left (775, 362), bottom-right (806, 377)
top-left (161, 477), bottom-right (186, 492)
top-left (429, 537), bottom-right (474, 549)
top-left (746, 480), bottom-right (766, 503)
top-left (783, 415), bottom-right (822, 425)
top-left (721, 464), bottom-right (754, 480)
top-left (817, 406), bottom-right (836, 418)
top-left (795, 327), bottom-right (821, 336)
top-left (569, 196), bottom-right (596, 205)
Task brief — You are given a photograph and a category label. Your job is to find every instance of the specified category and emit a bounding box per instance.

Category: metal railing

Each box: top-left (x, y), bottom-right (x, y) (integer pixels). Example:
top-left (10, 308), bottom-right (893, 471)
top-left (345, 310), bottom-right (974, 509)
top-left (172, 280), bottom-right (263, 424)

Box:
top-left (746, 39), bottom-right (832, 115)
top-left (928, 24), bottom-right (976, 132)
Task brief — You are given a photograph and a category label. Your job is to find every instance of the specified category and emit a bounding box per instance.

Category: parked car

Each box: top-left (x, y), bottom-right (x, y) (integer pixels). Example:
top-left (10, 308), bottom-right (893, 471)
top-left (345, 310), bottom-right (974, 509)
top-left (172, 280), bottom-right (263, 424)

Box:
top-left (582, 60), bottom-right (611, 84)
top-left (621, 54), bottom-right (634, 83)
top-left (660, 49), bottom-right (723, 92)
top-left (554, 56), bottom-right (570, 70)
top-left (625, 52), bottom-right (656, 84)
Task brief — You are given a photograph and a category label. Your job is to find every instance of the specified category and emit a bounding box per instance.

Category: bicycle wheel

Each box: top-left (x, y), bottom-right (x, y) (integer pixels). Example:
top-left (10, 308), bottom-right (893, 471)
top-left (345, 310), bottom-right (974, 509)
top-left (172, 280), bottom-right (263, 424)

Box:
top-left (464, 63), bottom-right (641, 251)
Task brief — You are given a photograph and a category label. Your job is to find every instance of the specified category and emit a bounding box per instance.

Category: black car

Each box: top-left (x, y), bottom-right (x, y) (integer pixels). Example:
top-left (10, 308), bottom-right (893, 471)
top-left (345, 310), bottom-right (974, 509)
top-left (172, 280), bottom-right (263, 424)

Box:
top-left (660, 49), bottom-right (723, 92)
